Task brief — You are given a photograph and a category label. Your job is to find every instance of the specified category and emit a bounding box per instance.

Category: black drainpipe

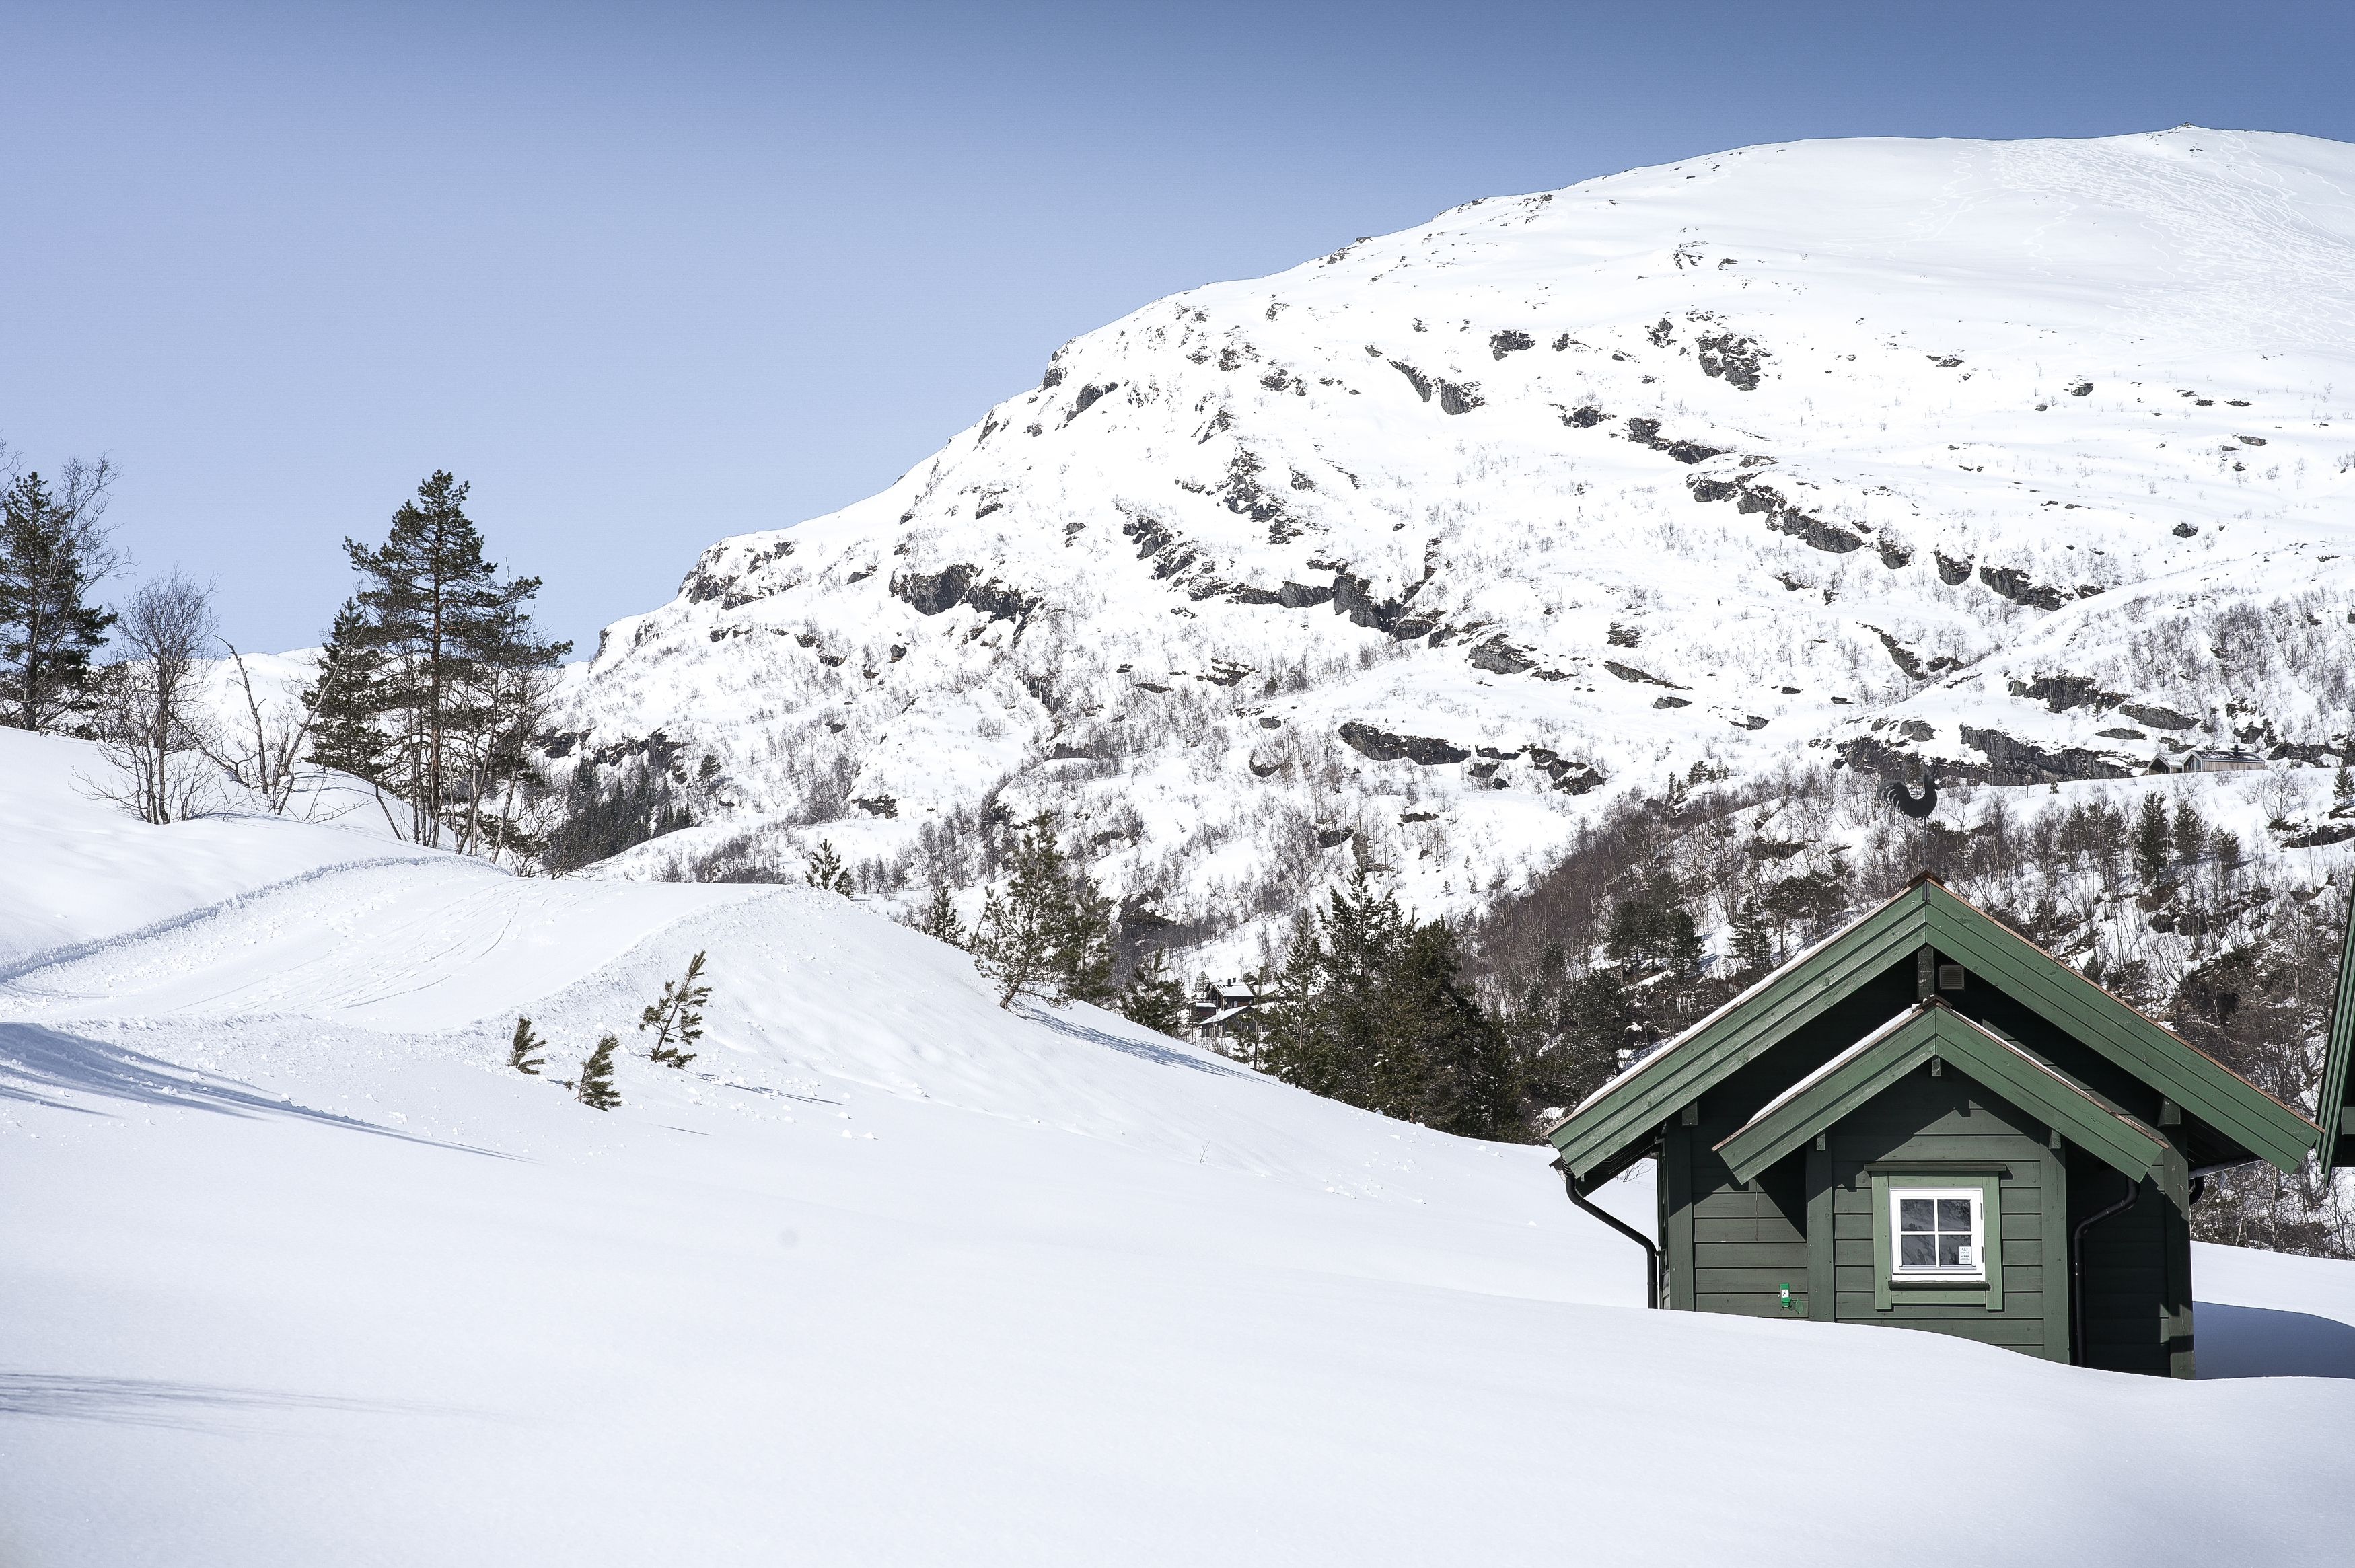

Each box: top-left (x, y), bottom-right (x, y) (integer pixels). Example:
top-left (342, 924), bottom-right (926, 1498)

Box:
top-left (1557, 1159), bottom-right (1659, 1309)
top-left (2069, 1169), bottom-right (2138, 1366)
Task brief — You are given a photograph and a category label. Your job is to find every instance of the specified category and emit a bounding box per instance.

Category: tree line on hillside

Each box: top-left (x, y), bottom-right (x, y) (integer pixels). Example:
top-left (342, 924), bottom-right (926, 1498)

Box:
top-left (0, 443), bottom-right (599, 860)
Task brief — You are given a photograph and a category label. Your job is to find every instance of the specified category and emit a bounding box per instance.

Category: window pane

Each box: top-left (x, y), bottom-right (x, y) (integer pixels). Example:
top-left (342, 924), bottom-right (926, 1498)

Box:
top-left (1937, 1197), bottom-right (1973, 1232)
top-left (1898, 1198), bottom-right (1934, 1232)
top-left (1899, 1234), bottom-right (1936, 1268)
top-left (1939, 1234), bottom-right (1967, 1268)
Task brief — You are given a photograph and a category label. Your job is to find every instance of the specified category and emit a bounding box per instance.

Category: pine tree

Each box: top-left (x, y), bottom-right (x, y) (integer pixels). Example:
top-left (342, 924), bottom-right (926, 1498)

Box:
top-left (1118, 949), bottom-right (1192, 1036)
top-left (575, 1032), bottom-right (621, 1109)
top-left (1382, 920), bottom-right (1518, 1137)
top-left (0, 462), bottom-right (120, 733)
top-left (507, 1016), bottom-right (548, 1076)
top-left (970, 813), bottom-right (1116, 1009)
top-left (911, 885), bottom-right (966, 947)
top-left (1259, 871), bottom-right (1515, 1137)
top-left (1605, 872), bottom-right (1703, 977)
top-left (2171, 796), bottom-right (2208, 868)
top-left (2336, 758), bottom-right (2354, 809)
top-left (1054, 870), bottom-right (1117, 1006)
top-left (805, 839), bottom-right (853, 895)
top-left (304, 598), bottom-right (391, 780)
top-left (336, 472), bottom-right (569, 848)
top-left (1730, 896), bottom-right (1773, 975)
top-left (2134, 791), bottom-right (2173, 881)
top-left (639, 951), bottom-right (710, 1068)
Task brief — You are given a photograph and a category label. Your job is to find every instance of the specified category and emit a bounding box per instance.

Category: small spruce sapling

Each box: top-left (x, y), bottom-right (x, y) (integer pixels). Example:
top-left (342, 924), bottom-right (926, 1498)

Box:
top-left (805, 838), bottom-right (853, 895)
top-left (640, 950), bottom-right (711, 1068)
top-left (507, 1016), bottom-right (548, 1076)
top-left (2337, 759), bottom-right (2354, 809)
top-left (912, 885), bottom-right (967, 948)
top-left (575, 1032), bottom-right (621, 1109)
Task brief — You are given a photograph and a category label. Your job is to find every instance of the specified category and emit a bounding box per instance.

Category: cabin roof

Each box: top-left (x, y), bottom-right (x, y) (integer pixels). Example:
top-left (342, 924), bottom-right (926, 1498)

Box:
top-left (1712, 1002), bottom-right (2171, 1185)
top-left (2318, 893), bottom-right (2355, 1176)
top-left (1548, 877), bottom-right (2319, 1185)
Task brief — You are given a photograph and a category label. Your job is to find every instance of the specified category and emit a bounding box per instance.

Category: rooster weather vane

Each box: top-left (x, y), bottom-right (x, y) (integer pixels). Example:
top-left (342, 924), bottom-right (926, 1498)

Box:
top-left (1879, 767), bottom-right (1939, 820)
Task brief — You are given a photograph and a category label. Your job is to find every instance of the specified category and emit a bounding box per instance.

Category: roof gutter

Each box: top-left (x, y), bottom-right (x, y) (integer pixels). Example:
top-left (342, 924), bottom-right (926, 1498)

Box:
top-left (1557, 1159), bottom-right (1659, 1309)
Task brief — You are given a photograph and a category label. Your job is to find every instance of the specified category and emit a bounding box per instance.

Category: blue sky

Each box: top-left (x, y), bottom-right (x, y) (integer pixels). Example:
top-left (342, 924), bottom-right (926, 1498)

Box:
top-left (5, 0), bottom-right (2352, 654)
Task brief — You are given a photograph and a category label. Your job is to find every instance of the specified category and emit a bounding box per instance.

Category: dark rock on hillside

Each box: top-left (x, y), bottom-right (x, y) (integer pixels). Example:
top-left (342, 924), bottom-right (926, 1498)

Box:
top-left (2008, 673), bottom-right (2126, 714)
top-left (1490, 330), bottom-right (1535, 359)
top-left (1604, 660), bottom-right (1686, 689)
top-left (1695, 332), bottom-right (1765, 390)
top-left (1332, 568), bottom-right (1438, 639)
top-left (1935, 552), bottom-right (1973, 585)
top-left (1526, 747), bottom-right (1606, 794)
top-left (1338, 722), bottom-right (1471, 765)
top-left (1978, 564), bottom-right (2072, 611)
top-left (1957, 726), bottom-right (2132, 784)
top-left (1468, 636), bottom-right (1537, 675)
top-left (890, 564), bottom-right (1034, 623)
top-left (1685, 473), bottom-right (1864, 554)
top-left (1389, 361), bottom-right (1484, 414)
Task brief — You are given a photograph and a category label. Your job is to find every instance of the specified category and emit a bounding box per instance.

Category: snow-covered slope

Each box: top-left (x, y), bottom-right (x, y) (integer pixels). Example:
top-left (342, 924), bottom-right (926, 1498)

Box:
top-left (6, 727), bottom-right (2355, 1565)
top-left (559, 128), bottom-right (2355, 964)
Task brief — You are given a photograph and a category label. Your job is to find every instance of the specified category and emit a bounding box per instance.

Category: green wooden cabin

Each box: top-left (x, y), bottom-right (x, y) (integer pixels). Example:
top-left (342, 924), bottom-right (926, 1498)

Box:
top-left (1547, 876), bottom-right (2335, 1377)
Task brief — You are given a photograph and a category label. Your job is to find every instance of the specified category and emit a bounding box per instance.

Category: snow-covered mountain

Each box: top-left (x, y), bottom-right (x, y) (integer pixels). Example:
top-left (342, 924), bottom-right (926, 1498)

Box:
top-left (560, 128), bottom-right (2355, 964)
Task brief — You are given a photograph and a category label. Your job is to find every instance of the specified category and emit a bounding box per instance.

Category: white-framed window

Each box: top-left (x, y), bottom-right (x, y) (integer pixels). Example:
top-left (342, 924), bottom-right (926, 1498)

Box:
top-left (1889, 1186), bottom-right (1984, 1279)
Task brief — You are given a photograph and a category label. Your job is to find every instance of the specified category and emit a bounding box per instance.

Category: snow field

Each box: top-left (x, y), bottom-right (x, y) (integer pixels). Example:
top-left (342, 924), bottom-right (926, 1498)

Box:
top-left (3, 724), bottom-right (2354, 1564)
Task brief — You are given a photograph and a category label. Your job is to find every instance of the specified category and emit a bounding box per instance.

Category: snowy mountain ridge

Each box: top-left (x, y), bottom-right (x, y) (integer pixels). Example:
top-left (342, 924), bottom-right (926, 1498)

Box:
top-left (558, 127), bottom-right (2355, 963)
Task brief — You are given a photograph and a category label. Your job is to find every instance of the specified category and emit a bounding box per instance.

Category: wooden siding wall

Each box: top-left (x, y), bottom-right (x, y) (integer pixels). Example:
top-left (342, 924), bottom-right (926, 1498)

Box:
top-left (2068, 1147), bottom-right (2193, 1376)
top-left (1661, 979), bottom-right (1921, 1318)
top-left (1822, 1068), bottom-right (2060, 1355)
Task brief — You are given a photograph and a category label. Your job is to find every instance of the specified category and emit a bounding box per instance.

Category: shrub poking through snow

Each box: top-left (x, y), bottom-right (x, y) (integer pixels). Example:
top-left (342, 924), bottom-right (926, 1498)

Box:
top-left (507, 1016), bottom-right (547, 1076)
top-left (804, 839), bottom-right (853, 895)
top-left (639, 951), bottom-right (710, 1069)
top-left (575, 1033), bottom-right (621, 1109)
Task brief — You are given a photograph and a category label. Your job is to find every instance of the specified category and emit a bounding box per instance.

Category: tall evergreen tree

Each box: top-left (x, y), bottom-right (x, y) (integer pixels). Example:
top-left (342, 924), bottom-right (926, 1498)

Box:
top-left (0, 460), bottom-right (120, 733)
top-left (2134, 791), bottom-right (2173, 881)
top-left (972, 813), bottom-right (1114, 1009)
top-left (304, 597), bottom-right (391, 780)
top-left (1116, 949), bottom-right (1192, 1037)
top-left (2171, 796), bottom-right (2208, 868)
top-left (1260, 871), bottom-right (1517, 1137)
top-left (1730, 896), bottom-right (1773, 975)
top-left (335, 472), bottom-right (569, 850)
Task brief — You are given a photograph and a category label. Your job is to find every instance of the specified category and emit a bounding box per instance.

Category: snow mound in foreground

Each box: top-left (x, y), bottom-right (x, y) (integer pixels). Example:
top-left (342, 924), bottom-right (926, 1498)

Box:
top-left (4, 726), bottom-right (2354, 1566)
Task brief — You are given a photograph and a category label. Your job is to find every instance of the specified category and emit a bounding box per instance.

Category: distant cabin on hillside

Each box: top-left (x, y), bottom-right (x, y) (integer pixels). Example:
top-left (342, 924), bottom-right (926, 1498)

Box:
top-left (1548, 876), bottom-right (2333, 1377)
top-left (1192, 980), bottom-right (1262, 1042)
top-left (2179, 751), bottom-right (2267, 774)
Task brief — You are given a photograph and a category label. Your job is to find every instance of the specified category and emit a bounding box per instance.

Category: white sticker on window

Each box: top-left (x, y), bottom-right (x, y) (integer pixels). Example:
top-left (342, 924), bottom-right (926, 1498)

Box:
top-left (1957, 1244), bottom-right (1973, 1267)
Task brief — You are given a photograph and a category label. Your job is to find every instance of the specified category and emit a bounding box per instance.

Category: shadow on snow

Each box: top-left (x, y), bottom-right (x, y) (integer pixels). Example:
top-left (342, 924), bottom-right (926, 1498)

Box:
top-left (2194, 1302), bottom-right (2355, 1380)
top-left (0, 1022), bottom-right (518, 1158)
